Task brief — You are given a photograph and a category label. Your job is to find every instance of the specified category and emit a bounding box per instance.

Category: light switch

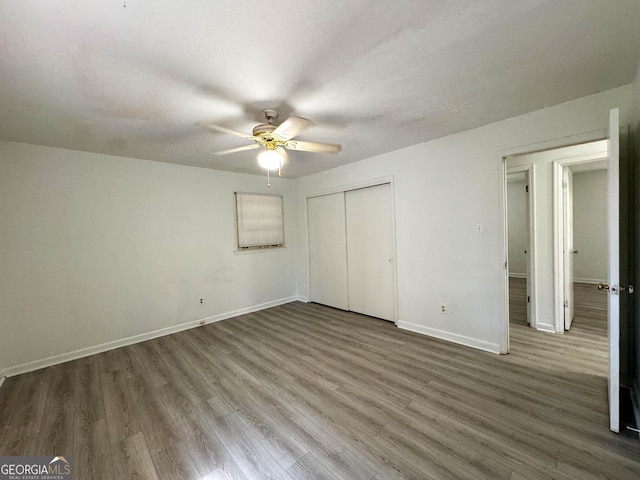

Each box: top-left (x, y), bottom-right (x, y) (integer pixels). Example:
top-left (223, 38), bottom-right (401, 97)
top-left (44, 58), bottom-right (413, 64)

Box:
top-left (475, 223), bottom-right (484, 234)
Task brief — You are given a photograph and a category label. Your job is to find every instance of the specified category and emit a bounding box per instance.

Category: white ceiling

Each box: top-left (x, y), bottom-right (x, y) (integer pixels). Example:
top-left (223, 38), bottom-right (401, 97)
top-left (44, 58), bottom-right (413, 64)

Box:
top-left (1, 0), bottom-right (639, 178)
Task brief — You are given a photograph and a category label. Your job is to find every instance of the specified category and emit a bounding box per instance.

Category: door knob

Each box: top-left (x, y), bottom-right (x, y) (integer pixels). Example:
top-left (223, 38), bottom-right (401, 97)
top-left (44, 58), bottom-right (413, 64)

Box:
top-left (597, 283), bottom-right (609, 291)
top-left (621, 285), bottom-right (635, 294)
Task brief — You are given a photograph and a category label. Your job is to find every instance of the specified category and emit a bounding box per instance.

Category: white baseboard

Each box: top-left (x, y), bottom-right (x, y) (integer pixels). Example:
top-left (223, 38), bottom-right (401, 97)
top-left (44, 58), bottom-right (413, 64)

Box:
top-left (574, 277), bottom-right (606, 285)
top-left (535, 322), bottom-right (556, 333)
top-left (293, 295), bottom-right (310, 303)
top-left (0, 373), bottom-right (5, 390)
top-left (508, 273), bottom-right (527, 279)
top-left (200, 295), bottom-right (302, 324)
top-left (396, 321), bottom-right (501, 354)
top-left (2, 295), bottom-right (300, 378)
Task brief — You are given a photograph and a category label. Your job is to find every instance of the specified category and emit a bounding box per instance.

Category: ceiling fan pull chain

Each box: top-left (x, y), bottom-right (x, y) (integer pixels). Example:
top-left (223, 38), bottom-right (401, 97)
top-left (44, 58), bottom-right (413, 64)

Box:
top-left (267, 168), bottom-right (271, 187)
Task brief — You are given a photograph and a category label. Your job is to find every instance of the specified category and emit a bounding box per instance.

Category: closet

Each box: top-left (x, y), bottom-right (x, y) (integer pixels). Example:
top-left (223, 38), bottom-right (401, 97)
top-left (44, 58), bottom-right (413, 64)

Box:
top-left (307, 183), bottom-right (396, 321)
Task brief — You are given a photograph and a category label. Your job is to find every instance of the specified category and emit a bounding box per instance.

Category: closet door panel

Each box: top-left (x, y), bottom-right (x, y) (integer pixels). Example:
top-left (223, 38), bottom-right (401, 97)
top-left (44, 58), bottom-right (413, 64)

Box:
top-left (345, 184), bottom-right (395, 321)
top-left (307, 193), bottom-right (349, 310)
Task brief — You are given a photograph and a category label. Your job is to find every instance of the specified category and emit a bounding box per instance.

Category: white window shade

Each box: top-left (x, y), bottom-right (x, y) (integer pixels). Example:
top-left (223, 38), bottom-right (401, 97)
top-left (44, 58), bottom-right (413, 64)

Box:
top-left (235, 192), bottom-right (284, 249)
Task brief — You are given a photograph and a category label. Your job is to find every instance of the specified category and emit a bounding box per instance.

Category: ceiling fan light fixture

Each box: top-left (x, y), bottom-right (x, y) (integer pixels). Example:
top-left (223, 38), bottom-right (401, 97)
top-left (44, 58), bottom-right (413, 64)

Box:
top-left (258, 149), bottom-right (284, 171)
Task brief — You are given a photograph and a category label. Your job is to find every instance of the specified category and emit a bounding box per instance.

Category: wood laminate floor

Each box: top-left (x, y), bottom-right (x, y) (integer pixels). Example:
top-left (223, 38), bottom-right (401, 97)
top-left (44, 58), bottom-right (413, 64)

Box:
top-left (509, 276), bottom-right (608, 341)
top-left (1, 299), bottom-right (639, 479)
top-left (508, 277), bottom-right (529, 327)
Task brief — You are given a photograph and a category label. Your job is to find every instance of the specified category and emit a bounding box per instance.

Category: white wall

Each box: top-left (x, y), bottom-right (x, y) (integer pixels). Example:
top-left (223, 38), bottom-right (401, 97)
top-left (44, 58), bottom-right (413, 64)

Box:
top-left (573, 169), bottom-right (608, 283)
top-left (0, 141), bottom-right (298, 374)
top-left (295, 85), bottom-right (633, 353)
top-left (507, 179), bottom-right (527, 276)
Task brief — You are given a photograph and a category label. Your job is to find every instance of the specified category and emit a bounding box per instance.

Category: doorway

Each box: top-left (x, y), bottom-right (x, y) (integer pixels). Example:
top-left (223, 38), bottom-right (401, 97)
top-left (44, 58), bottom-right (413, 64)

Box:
top-left (503, 140), bottom-right (610, 338)
top-left (553, 149), bottom-right (611, 335)
top-left (506, 169), bottom-right (534, 329)
top-left (552, 145), bottom-right (620, 433)
top-left (559, 161), bottom-right (609, 331)
top-left (502, 117), bottom-right (620, 433)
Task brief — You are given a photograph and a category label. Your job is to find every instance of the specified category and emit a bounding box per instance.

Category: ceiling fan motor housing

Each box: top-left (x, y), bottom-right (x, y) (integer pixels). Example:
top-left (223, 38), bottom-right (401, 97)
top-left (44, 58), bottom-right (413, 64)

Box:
top-left (253, 109), bottom-right (280, 138)
top-left (252, 123), bottom-right (278, 137)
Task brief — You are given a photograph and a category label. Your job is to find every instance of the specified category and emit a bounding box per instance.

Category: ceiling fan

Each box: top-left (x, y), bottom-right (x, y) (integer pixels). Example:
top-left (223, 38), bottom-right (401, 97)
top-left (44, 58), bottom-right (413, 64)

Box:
top-left (200, 109), bottom-right (341, 174)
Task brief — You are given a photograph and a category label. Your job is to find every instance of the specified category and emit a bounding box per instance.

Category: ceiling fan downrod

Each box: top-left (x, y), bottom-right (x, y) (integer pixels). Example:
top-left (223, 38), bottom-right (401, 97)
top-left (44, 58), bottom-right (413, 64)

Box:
top-left (263, 109), bottom-right (278, 125)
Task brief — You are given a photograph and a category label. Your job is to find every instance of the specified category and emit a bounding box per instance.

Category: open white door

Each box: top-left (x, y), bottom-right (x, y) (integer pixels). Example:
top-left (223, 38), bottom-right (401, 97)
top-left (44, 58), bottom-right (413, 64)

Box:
top-left (563, 168), bottom-right (575, 330)
top-left (607, 108), bottom-right (620, 433)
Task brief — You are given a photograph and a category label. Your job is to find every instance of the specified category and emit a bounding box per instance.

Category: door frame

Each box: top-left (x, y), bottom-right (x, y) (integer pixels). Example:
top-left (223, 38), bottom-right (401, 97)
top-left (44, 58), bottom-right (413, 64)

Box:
top-left (562, 167), bottom-right (575, 331)
top-left (504, 164), bottom-right (538, 336)
top-left (304, 175), bottom-right (399, 323)
top-left (552, 149), bottom-right (608, 333)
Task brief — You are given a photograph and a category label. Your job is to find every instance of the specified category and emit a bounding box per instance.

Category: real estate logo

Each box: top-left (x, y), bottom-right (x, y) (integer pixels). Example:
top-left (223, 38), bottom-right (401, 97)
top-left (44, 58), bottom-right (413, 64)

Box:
top-left (0, 456), bottom-right (72, 480)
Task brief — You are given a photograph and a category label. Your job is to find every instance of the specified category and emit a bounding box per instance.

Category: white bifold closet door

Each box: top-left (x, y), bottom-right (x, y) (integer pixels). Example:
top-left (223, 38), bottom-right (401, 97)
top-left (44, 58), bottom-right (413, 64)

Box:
top-left (307, 183), bottom-right (395, 321)
top-left (345, 183), bottom-right (395, 321)
top-left (307, 193), bottom-right (349, 310)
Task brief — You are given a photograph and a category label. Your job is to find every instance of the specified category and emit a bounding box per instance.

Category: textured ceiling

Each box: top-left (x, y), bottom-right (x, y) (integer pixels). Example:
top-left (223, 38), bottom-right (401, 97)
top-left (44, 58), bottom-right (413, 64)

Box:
top-left (1, 0), bottom-right (639, 178)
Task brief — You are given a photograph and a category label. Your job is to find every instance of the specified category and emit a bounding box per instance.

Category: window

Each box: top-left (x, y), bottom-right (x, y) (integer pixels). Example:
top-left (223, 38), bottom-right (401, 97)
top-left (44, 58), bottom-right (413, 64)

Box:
top-left (235, 192), bottom-right (284, 250)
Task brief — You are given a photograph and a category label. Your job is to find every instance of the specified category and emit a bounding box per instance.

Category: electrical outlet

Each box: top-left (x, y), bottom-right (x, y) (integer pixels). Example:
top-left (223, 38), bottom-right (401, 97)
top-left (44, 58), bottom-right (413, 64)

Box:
top-left (440, 303), bottom-right (447, 314)
top-left (199, 298), bottom-right (204, 305)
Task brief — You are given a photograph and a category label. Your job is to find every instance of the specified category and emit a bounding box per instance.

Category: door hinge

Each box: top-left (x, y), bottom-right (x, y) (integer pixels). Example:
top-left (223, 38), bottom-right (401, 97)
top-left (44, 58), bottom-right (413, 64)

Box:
top-left (562, 182), bottom-right (568, 188)
top-left (564, 300), bottom-right (568, 307)
top-left (525, 185), bottom-right (529, 193)
top-left (527, 296), bottom-right (530, 303)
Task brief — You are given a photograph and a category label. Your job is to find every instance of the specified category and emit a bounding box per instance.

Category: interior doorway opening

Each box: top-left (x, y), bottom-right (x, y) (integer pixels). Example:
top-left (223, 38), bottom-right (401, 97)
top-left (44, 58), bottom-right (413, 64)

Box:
top-left (502, 127), bottom-right (619, 433)
top-left (506, 169), bottom-right (533, 330)
top-left (559, 160), bottom-right (609, 332)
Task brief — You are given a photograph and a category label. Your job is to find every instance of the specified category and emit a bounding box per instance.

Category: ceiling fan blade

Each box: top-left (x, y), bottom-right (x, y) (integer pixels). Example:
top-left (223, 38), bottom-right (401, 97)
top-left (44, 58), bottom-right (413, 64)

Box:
top-left (284, 140), bottom-right (341, 154)
top-left (272, 116), bottom-right (314, 140)
top-left (277, 147), bottom-right (290, 165)
top-left (213, 144), bottom-right (260, 156)
top-left (199, 122), bottom-right (254, 140)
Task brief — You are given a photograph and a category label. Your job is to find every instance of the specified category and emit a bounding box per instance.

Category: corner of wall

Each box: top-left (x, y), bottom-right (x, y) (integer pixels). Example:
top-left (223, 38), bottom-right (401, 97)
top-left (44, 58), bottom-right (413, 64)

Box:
top-left (535, 323), bottom-right (556, 334)
top-left (293, 180), bottom-right (310, 301)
